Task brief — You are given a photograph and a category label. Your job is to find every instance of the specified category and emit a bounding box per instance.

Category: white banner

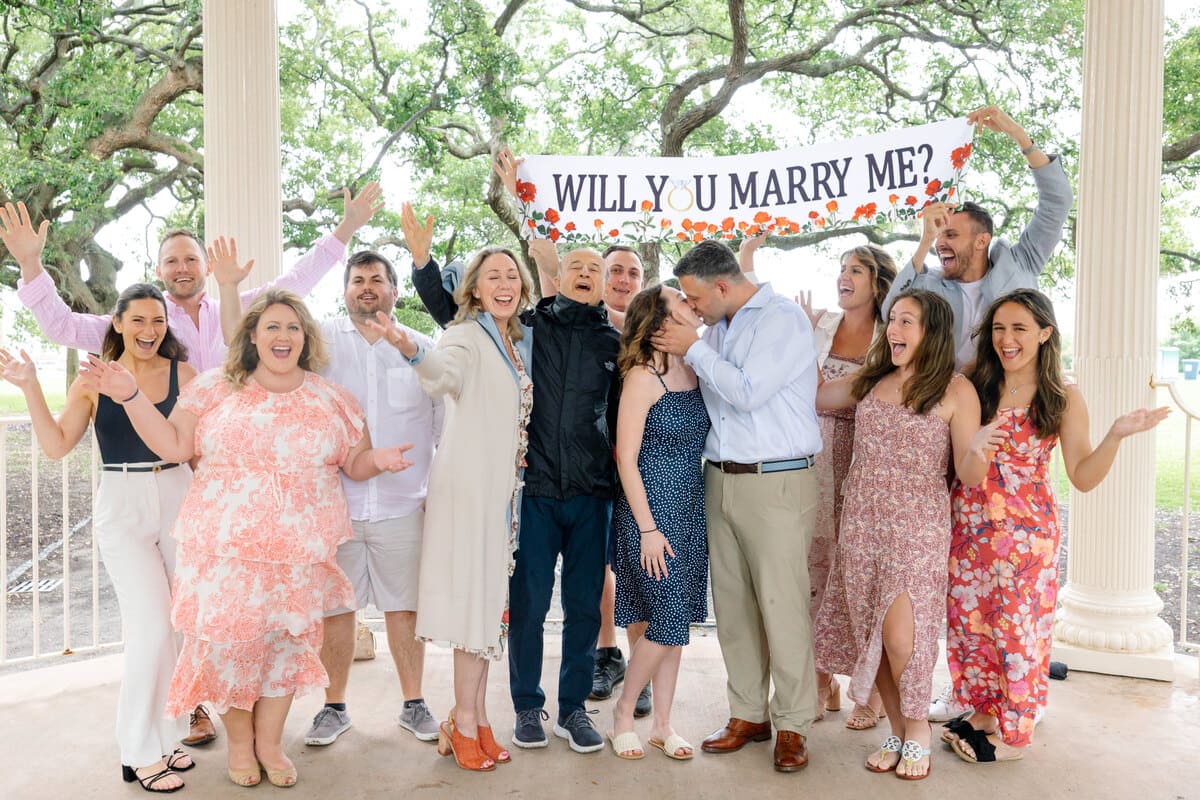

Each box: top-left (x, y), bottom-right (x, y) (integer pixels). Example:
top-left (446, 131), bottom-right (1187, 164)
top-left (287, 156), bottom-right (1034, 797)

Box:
top-left (514, 119), bottom-right (974, 245)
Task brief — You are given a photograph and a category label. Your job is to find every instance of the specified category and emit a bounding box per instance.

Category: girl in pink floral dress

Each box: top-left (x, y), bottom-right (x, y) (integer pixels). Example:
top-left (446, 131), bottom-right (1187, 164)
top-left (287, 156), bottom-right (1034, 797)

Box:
top-left (813, 290), bottom-right (996, 781)
top-left (944, 290), bottom-right (1168, 764)
top-left (86, 290), bottom-right (415, 789)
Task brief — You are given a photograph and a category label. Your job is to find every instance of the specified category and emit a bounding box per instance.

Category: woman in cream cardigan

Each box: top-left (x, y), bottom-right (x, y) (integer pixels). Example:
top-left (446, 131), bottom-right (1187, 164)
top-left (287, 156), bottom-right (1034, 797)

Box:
top-left (370, 245), bottom-right (534, 773)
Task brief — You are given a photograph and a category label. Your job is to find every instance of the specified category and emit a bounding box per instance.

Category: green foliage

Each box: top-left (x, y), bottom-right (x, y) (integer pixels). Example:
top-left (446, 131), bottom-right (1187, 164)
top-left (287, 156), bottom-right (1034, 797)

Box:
top-left (1166, 315), bottom-right (1200, 360)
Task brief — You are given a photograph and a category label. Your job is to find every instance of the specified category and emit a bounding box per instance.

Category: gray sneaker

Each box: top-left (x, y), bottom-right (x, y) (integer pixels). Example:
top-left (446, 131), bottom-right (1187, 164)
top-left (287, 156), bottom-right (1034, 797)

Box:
top-left (554, 709), bottom-right (604, 753)
top-left (512, 708), bottom-right (550, 749)
top-left (304, 706), bottom-right (352, 746)
top-left (398, 700), bottom-right (440, 742)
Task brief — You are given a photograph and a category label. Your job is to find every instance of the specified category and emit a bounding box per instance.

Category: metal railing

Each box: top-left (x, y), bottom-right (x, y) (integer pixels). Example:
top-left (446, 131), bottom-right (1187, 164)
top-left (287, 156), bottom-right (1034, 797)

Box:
top-left (1, 417), bottom-right (120, 667)
top-left (1151, 376), bottom-right (1198, 658)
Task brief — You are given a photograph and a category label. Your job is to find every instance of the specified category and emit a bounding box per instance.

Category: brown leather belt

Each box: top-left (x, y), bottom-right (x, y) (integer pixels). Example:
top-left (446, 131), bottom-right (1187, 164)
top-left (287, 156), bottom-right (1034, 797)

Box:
top-left (709, 456), bottom-right (816, 475)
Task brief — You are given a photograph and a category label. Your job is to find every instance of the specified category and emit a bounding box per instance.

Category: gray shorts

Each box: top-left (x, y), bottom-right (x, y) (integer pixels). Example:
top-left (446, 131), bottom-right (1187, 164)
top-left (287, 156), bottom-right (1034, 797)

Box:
top-left (327, 510), bottom-right (423, 615)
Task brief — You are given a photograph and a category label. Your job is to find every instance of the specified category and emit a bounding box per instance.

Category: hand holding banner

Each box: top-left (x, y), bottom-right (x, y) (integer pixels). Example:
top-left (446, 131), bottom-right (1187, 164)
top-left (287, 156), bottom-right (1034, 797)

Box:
top-left (512, 119), bottom-right (974, 246)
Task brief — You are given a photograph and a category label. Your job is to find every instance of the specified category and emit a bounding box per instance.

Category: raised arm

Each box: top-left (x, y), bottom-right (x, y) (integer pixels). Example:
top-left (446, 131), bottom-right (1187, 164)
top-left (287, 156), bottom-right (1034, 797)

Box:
top-left (366, 310), bottom-right (471, 398)
top-left (3, 202), bottom-right (109, 352)
top-left (0, 348), bottom-right (93, 459)
top-left (614, 368), bottom-right (674, 580)
top-left (527, 238), bottom-right (560, 299)
top-left (947, 376), bottom-right (999, 487)
top-left (401, 203), bottom-right (459, 328)
top-left (1058, 386), bottom-right (1169, 493)
top-left (78, 355), bottom-right (198, 463)
top-left (208, 237), bottom-right (255, 345)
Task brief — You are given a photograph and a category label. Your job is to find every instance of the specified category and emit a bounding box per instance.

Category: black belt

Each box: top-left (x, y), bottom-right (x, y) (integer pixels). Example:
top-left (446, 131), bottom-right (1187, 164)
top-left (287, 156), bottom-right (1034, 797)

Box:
top-left (101, 462), bottom-right (182, 473)
top-left (709, 456), bottom-right (816, 475)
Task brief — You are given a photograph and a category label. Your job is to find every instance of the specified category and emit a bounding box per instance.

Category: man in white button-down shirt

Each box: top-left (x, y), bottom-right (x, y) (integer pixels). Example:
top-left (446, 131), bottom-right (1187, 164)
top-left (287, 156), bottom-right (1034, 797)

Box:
top-left (652, 239), bottom-right (822, 774)
top-left (303, 251), bottom-right (445, 748)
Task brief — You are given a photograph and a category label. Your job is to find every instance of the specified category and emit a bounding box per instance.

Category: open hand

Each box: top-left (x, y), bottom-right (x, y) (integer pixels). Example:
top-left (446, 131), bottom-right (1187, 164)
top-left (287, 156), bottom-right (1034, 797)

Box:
top-left (364, 310), bottom-right (418, 359)
top-left (372, 442), bottom-right (415, 473)
top-left (492, 146), bottom-right (524, 199)
top-left (1109, 406), bottom-right (1170, 439)
top-left (0, 202), bottom-right (49, 270)
top-left (650, 321), bottom-right (699, 356)
top-left (78, 354), bottom-right (137, 402)
top-left (795, 290), bottom-right (820, 328)
top-left (0, 348), bottom-right (38, 389)
top-left (400, 202), bottom-right (434, 268)
top-left (337, 181), bottom-right (385, 241)
top-left (207, 237), bottom-right (255, 286)
top-left (639, 527), bottom-right (675, 581)
top-left (969, 418), bottom-right (1008, 463)
top-left (918, 201), bottom-right (957, 242)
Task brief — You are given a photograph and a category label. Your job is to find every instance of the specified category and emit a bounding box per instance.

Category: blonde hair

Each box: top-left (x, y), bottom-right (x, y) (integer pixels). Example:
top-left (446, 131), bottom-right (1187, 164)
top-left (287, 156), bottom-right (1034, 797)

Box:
top-left (452, 246), bottom-right (534, 341)
top-left (223, 289), bottom-right (329, 387)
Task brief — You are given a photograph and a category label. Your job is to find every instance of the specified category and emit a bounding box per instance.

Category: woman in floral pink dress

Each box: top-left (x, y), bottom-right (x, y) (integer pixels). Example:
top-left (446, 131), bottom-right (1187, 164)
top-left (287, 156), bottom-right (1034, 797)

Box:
top-left (944, 289), bottom-right (1168, 764)
top-left (85, 289), bottom-right (414, 789)
top-left (813, 289), bottom-right (996, 781)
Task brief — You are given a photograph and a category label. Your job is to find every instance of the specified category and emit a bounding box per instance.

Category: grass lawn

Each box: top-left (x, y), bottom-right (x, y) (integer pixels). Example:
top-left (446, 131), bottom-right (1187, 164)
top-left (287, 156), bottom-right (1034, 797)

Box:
top-left (0, 390), bottom-right (65, 415)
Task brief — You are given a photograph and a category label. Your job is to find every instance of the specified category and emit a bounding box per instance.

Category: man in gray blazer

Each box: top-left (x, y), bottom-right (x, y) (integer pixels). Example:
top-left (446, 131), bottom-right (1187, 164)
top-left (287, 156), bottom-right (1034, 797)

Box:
top-left (884, 105), bottom-right (1074, 368)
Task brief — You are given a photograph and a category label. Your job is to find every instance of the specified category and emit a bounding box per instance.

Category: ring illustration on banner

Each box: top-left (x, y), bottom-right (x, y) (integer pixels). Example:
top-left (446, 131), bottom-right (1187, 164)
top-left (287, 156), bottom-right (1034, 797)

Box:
top-left (667, 180), bottom-right (695, 212)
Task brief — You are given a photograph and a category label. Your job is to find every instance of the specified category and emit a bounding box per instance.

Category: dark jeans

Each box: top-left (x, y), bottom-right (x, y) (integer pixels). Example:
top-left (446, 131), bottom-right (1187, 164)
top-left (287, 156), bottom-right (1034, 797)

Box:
top-left (508, 494), bottom-right (611, 718)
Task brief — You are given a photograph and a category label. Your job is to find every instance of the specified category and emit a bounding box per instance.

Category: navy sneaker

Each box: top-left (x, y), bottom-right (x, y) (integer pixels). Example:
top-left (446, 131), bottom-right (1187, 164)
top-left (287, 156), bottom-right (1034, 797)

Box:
top-left (554, 709), bottom-right (604, 753)
top-left (589, 647), bottom-right (626, 700)
top-left (634, 682), bottom-right (653, 718)
top-left (512, 708), bottom-right (550, 749)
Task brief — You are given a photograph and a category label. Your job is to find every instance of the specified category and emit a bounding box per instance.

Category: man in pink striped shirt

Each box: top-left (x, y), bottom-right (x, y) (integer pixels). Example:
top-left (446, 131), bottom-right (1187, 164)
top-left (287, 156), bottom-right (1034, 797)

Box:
top-left (5, 182), bottom-right (384, 372)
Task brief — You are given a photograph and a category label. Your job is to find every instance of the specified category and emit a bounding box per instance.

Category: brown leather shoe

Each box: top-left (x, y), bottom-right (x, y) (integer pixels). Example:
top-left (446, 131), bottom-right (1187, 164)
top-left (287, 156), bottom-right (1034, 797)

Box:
top-left (773, 731), bottom-right (809, 772)
top-left (181, 704), bottom-right (217, 747)
top-left (701, 718), bottom-right (772, 753)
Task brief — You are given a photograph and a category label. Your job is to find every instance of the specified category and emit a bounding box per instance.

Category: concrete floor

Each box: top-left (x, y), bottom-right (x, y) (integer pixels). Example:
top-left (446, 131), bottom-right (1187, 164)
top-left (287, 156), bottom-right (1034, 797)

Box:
top-left (1, 629), bottom-right (1197, 799)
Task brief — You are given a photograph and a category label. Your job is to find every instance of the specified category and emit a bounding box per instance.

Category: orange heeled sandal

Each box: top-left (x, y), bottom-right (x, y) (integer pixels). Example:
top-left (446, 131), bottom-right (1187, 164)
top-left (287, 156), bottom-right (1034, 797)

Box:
top-left (477, 725), bottom-right (511, 764)
top-left (437, 720), bottom-right (496, 772)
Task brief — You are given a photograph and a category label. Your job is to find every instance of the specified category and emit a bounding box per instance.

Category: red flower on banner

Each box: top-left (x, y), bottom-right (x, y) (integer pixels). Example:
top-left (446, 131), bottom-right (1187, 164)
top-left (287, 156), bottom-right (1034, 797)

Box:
top-left (852, 202), bottom-right (878, 221)
top-left (889, 193), bottom-right (900, 204)
top-left (826, 200), bottom-right (839, 213)
top-left (808, 210), bottom-right (820, 220)
top-left (753, 210), bottom-right (771, 224)
top-left (565, 221), bottom-right (577, 232)
top-left (906, 195), bottom-right (918, 206)
top-left (527, 219), bottom-right (536, 229)
top-left (721, 217), bottom-right (736, 231)
top-left (951, 142), bottom-right (972, 169)
top-left (516, 180), bottom-right (536, 203)
top-left (548, 227), bottom-right (561, 242)
top-left (609, 228), bottom-right (620, 238)
top-left (925, 178), bottom-right (942, 196)
top-left (948, 186), bottom-right (956, 198)
top-left (545, 208), bottom-right (560, 224)
top-left (788, 221), bottom-right (800, 233)
top-left (640, 199), bottom-right (654, 212)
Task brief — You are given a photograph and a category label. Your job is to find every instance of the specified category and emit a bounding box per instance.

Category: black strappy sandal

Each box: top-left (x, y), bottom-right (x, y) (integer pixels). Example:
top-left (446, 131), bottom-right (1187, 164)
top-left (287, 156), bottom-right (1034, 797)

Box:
top-left (165, 748), bottom-right (196, 772)
top-left (121, 765), bottom-right (184, 793)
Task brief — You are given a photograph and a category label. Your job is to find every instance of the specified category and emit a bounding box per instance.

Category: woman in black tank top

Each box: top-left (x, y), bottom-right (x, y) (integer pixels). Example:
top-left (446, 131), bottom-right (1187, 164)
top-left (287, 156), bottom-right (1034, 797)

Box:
top-left (0, 283), bottom-right (199, 793)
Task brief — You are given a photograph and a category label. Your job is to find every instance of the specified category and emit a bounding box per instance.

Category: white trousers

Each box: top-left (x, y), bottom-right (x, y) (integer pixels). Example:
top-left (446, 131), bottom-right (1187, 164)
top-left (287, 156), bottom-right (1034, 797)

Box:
top-left (93, 463), bottom-right (191, 767)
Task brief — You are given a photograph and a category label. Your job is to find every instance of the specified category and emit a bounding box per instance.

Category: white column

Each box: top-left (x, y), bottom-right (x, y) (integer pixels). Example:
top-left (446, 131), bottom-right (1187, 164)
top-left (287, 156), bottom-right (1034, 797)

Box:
top-left (1052, 0), bottom-right (1174, 680)
top-left (202, 0), bottom-right (282, 287)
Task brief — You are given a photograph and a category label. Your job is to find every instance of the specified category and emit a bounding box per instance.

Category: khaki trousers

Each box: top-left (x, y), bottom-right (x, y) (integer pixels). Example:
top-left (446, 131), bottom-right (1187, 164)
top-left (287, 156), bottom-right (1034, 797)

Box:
top-left (705, 463), bottom-right (819, 735)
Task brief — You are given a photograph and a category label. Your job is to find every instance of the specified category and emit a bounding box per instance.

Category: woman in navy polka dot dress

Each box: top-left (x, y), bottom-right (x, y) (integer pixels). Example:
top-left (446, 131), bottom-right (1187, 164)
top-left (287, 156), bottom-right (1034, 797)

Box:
top-left (607, 285), bottom-right (710, 762)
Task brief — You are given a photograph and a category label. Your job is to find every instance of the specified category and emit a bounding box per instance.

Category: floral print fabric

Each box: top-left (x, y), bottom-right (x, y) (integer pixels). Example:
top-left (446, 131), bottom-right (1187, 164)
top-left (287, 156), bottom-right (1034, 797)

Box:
top-left (165, 371), bottom-right (363, 715)
top-left (947, 406), bottom-right (1060, 747)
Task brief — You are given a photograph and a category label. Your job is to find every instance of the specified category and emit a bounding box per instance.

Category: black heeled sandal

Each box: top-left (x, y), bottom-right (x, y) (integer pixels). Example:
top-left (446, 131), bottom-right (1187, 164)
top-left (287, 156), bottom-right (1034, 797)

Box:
top-left (164, 748), bottom-right (196, 772)
top-left (121, 764), bottom-right (184, 793)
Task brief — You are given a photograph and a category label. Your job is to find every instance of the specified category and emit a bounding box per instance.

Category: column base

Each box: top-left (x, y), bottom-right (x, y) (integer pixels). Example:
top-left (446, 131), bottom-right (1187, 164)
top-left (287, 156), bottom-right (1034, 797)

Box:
top-left (1049, 640), bottom-right (1175, 682)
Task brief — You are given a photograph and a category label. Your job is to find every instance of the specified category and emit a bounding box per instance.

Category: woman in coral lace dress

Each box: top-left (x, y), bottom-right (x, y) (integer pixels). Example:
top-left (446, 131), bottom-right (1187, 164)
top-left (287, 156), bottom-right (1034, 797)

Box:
top-left (943, 289), bottom-right (1168, 764)
top-left (813, 289), bottom-right (997, 781)
top-left (84, 290), bottom-right (414, 789)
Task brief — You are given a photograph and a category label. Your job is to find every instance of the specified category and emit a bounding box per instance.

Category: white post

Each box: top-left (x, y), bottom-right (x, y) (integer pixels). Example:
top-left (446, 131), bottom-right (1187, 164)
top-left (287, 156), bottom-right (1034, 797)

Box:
top-left (1052, 0), bottom-right (1174, 680)
top-left (202, 0), bottom-right (282, 287)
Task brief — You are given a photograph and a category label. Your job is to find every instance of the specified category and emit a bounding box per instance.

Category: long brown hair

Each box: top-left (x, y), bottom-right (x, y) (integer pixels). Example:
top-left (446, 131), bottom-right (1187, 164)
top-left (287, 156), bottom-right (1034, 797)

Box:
top-left (617, 285), bottom-right (671, 378)
top-left (101, 283), bottom-right (188, 362)
top-left (968, 289), bottom-right (1067, 436)
top-left (840, 244), bottom-right (898, 321)
top-left (452, 246), bottom-right (533, 342)
top-left (851, 289), bottom-right (955, 414)
top-left (223, 289), bottom-right (329, 387)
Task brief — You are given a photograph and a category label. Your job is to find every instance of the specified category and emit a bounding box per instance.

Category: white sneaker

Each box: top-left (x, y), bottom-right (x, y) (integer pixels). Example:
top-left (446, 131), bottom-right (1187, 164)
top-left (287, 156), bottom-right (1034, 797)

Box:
top-left (928, 684), bottom-right (970, 722)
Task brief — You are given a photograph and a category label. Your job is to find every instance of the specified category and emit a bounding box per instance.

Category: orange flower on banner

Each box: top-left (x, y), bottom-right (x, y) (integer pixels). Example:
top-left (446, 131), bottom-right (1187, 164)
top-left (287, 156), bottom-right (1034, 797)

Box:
top-left (851, 202), bottom-right (878, 221)
top-left (951, 142), bottom-right (972, 169)
top-left (753, 210), bottom-right (771, 224)
top-left (594, 218), bottom-right (604, 228)
top-left (747, 224), bottom-right (761, 235)
top-left (774, 216), bottom-right (790, 228)
top-left (609, 228), bottom-right (620, 238)
top-left (545, 208), bottom-right (560, 224)
top-left (889, 193), bottom-right (900, 204)
top-left (676, 232), bottom-right (688, 241)
top-left (548, 227), bottom-right (561, 242)
top-left (682, 218), bottom-right (694, 231)
top-left (737, 220), bottom-right (749, 231)
top-left (706, 223), bottom-right (718, 234)
top-left (724, 232), bottom-right (735, 239)
top-left (826, 200), bottom-right (838, 213)
top-left (948, 186), bottom-right (956, 198)
top-left (527, 219), bottom-right (536, 229)
top-left (788, 222), bottom-right (799, 233)
top-left (660, 218), bottom-right (672, 228)
top-left (640, 199), bottom-right (654, 212)
top-left (815, 218), bottom-right (826, 227)
top-left (565, 221), bottom-right (577, 232)
top-left (925, 178), bottom-right (942, 196)
top-left (906, 195), bottom-right (918, 206)
top-left (808, 210), bottom-right (820, 220)
top-left (516, 180), bottom-right (536, 203)
top-left (721, 217), bottom-right (735, 231)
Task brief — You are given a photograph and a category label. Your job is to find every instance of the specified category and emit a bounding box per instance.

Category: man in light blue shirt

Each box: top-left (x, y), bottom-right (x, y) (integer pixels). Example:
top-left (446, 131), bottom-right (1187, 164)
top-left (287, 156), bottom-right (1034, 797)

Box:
top-left (652, 239), bottom-right (821, 774)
